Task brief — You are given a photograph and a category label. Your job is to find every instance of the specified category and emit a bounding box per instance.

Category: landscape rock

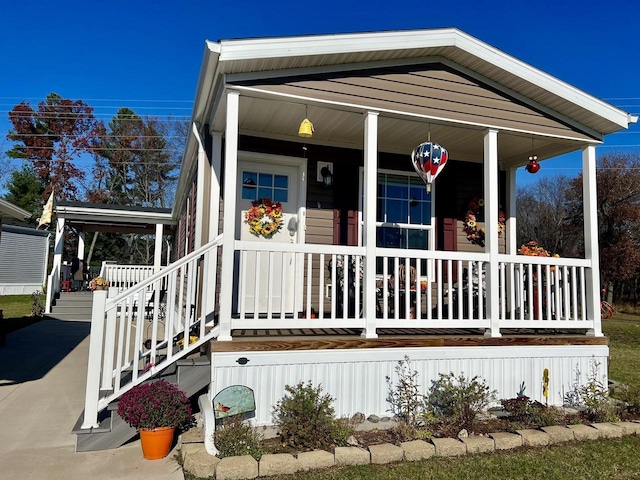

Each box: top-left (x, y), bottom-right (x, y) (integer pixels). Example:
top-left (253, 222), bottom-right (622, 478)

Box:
top-left (460, 435), bottom-right (495, 454)
top-left (216, 455), bottom-right (259, 480)
top-left (540, 426), bottom-right (575, 443)
top-left (613, 422), bottom-right (640, 435)
top-left (431, 437), bottom-right (466, 457)
top-left (380, 417), bottom-right (392, 422)
top-left (181, 444), bottom-right (219, 479)
top-left (350, 412), bottom-right (366, 424)
top-left (489, 431), bottom-right (523, 450)
top-left (367, 414), bottom-right (380, 423)
top-left (368, 443), bottom-right (404, 464)
top-left (259, 453), bottom-right (298, 477)
top-left (457, 429), bottom-right (468, 439)
top-left (590, 422), bottom-right (624, 438)
top-left (400, 440), bottom-right (435, 461)
top-left (297, 450), bottom-right (335, 471)
top-left (346, 435), bottom-right (359, 446)
top-left (334, 446), bottom-right (370, 466)
top-left (516, 429), bottom-right (550, 447)
top-left (567, 424), bottom-right (601, 441)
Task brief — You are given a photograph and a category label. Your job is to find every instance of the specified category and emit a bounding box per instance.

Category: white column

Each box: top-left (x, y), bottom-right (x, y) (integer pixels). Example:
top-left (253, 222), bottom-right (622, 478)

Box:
top-left (52, 217), bottom-right (65, 277)
top-left (505, 166), bottom-right (517, 318)
top-left (77, 232), bottom-right (86, 260)
top-left (209, 132), bottom-right (223, 239)
top-left (362, 111), bottom-right (379, 339)
top-left (218, 91), bottom-right (240, 341)
top-left (193, 123), bottom-right (207, 250)
top-left (583, 145), bottom-right (603, 337)
top-left (154, 224), bottom-right (164, 273)
top-left (204, 132), bottom-right (223, 319)
top-left (505, 167), bottom-right (517, 255)
top-left (484, 129), bottom-right (502, 337)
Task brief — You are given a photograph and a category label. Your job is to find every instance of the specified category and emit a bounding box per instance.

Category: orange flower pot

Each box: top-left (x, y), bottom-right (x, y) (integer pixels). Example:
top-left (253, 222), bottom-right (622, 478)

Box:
top-left (139, 426), bottom-right (175, 460)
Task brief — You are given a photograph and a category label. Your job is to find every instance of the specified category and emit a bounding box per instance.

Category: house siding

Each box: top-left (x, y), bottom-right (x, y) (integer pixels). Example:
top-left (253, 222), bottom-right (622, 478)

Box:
top-left (233, 63), bottom-right (595, 142)
top-left (0, 225), bottom-right (49, 295)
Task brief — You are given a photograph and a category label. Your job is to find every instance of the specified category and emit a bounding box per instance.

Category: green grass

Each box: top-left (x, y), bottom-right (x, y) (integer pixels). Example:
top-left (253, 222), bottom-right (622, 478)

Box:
top-left (0, 294), bottom-right (44, 335)
top-left (603, 312), bottom-right (640, 386)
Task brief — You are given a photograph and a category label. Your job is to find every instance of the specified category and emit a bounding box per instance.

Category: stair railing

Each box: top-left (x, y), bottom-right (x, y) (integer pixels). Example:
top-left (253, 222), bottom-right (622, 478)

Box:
top-left (81, 234), bottom-right (223, 430)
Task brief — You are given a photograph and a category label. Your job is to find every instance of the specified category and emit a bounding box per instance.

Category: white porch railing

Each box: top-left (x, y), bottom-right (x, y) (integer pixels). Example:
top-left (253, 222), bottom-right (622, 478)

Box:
top-left (101, 263), bottom-right (156, 290)
top-left (80, 235), bottom-right (223, 430)
top-left (231, 242), bottom-right (597, 332)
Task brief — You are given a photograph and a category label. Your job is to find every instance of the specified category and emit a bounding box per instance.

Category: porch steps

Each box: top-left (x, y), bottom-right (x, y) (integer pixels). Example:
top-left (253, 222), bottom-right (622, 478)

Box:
top-left (49, 292), bottom-right (94, 322)
top-left (73, 354), bottom-right (211, 452)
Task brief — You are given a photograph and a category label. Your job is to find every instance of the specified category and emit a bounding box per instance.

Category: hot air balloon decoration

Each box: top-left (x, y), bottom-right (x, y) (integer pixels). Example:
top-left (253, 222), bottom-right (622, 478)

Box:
top-left (411, 141), bottom-right (449, 192)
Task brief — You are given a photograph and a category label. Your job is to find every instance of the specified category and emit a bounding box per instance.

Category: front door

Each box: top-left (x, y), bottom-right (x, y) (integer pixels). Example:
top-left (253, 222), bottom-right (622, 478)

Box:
top-left (236, 154), bottom-right (306, 314)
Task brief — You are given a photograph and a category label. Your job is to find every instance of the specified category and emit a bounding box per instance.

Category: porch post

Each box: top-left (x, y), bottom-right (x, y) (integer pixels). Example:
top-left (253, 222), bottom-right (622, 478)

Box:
top-left (154, 223), bottom-right (163, 273)
top-left (47, 217), bottom-right (65, 313)
top-left (505, 167), bottom-right (517, 318)
top-left (193, 122), bottom-right (208, 250)
top-left (205, 132), bottom-right (223, 318)
top-left (505, 167), bottom-right (517, 255)
top-left (362, 111), bottom-right (379, 339)
top-left (484, 129), bottom-right (502, 337)
top-left (583, 145), bottom-right (603, 337)
top-left (218, 90), bottom-right (240, 342)
top-left (77, 231), bottom-right (86, 260)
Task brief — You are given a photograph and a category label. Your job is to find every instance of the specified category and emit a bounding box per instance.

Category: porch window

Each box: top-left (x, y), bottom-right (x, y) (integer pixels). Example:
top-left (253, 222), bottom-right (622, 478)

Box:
top-left (376, 172), bottom-right (432, 250)
top-left (241, 171), bottom-right (289, 203)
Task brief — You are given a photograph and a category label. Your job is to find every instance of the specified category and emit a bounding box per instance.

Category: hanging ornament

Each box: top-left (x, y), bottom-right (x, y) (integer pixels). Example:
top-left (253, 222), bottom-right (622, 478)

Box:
top-left (525, 138), bottom-right (540, 174)
top-left (526, 155), bottom-right (540, 174)
top-left (411, 135), bottom-right (448, 192)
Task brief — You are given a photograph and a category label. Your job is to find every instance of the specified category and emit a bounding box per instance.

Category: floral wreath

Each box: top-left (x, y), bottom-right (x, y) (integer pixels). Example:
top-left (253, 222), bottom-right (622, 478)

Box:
top-left (244, 198), bottom-right (283, 239)
top-left (462, 196), bottom-right (506, 247)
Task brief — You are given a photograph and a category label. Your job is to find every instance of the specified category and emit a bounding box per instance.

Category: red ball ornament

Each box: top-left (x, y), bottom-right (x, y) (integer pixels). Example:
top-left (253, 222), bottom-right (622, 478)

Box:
top-left (525, 156), bottom-right (540, 174)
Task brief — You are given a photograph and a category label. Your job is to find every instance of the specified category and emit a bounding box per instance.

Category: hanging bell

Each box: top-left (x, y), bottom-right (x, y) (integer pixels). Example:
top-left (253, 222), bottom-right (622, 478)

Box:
top-left (298, 118), bottom-right (314, 138)
top-left (525, 155), bottom-right (540, 174)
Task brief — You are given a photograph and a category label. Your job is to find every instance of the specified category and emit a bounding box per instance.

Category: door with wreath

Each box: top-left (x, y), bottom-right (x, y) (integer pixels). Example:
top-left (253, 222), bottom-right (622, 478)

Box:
top-left (236, 155), bottom-right (306, 315)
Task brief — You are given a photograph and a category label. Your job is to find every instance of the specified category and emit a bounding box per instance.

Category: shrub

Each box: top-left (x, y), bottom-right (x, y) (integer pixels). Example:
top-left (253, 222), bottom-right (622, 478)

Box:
top-left (426, 372), bottom-right (496, 432)
top-left (31, 290), bottom-right (45, 317)
top-left (386, 356), bottom-right (426, 428)
top-left (271, 381), bottom-right (353, 450)
top-left (615, 383), bottom-right (640, 415)
top-left (565, 360), bottom-right (621, 423)
top-left (214, 415), bottom-right (263, 460)
top-left (501, 395), bottom-right (564, 426)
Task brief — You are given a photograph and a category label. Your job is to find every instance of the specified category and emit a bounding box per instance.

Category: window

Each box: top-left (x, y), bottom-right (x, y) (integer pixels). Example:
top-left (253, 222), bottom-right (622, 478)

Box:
top-left (376, 172), bottom-right (432, 250)
top-left (241, 171), bottom-right (288, 203)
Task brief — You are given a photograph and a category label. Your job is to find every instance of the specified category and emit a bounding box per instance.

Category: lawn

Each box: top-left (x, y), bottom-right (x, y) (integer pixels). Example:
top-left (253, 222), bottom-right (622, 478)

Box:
top-left (603, 312), bottom-right (640, 386)
top-left (0, 294), bottom-right (44, 337)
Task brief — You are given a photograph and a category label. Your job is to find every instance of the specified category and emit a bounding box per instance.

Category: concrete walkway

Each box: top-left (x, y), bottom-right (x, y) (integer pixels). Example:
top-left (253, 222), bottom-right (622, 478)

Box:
top-left (0, 316), bottom-right (184, 480)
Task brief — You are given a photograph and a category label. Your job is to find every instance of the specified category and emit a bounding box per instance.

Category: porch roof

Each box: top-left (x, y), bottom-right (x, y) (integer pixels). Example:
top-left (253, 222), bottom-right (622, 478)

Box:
top-left (195, 28), bottom-right (635, 139)
top-left (55, 201), bottom-right (175, 234)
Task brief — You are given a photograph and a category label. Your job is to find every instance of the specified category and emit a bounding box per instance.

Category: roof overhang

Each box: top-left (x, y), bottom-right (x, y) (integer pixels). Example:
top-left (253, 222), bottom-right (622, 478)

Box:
top-left (56, 202), bottom-right (175, 234)
top-left (0, 198), bottom-right (30, 220)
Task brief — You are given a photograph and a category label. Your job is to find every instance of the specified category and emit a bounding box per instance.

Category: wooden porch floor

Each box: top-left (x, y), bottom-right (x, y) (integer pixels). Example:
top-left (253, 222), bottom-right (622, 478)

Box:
top-left (211, 328), bottom-right (608, 352)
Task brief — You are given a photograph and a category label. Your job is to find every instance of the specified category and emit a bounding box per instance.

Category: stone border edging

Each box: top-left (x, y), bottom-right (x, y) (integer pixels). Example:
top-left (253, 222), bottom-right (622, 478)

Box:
top-left (181, 421), bottom-right (640, 479)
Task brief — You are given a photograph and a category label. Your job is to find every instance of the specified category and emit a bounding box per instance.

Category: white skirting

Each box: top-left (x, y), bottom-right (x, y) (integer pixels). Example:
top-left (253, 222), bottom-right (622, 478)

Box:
top-left (210, 345), bottom-right (608, 426)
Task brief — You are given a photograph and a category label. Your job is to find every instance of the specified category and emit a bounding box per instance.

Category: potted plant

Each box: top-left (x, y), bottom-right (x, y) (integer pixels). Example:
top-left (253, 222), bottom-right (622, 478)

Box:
top-left (117, 380), bottom-right (193, 459)
top-left (89, 276), bottom-right (109, 290)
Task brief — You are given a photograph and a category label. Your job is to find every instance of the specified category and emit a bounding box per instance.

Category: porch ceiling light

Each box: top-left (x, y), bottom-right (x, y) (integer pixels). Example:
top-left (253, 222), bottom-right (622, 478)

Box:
top-left (298, 106), bottom-right (314, 138)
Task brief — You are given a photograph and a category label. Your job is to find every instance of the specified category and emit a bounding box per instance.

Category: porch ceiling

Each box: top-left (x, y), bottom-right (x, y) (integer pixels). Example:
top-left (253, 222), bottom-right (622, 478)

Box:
top-left (213, 94), bottom-right (588, 169)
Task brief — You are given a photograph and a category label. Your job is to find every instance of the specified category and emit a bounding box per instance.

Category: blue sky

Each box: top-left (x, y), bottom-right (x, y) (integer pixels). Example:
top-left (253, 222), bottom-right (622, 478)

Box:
top-left (1, 0), bottom-right (638, 189)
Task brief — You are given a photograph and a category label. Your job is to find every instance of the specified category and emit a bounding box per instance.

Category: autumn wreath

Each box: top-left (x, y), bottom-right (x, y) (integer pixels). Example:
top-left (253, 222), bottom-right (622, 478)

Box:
top-left (244, 198), bottom-right (283, 239)
top-left (463, 196), bottom-right (506, 247)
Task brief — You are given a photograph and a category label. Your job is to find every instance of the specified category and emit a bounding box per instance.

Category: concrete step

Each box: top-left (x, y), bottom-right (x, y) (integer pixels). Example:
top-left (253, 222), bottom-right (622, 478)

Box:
top-left (74, 355), bottom-right (211, 452)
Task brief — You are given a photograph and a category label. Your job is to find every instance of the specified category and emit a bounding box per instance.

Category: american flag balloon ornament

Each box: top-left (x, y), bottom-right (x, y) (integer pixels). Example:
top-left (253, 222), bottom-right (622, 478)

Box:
top-left (411, 141), bottom-right (448, 192)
